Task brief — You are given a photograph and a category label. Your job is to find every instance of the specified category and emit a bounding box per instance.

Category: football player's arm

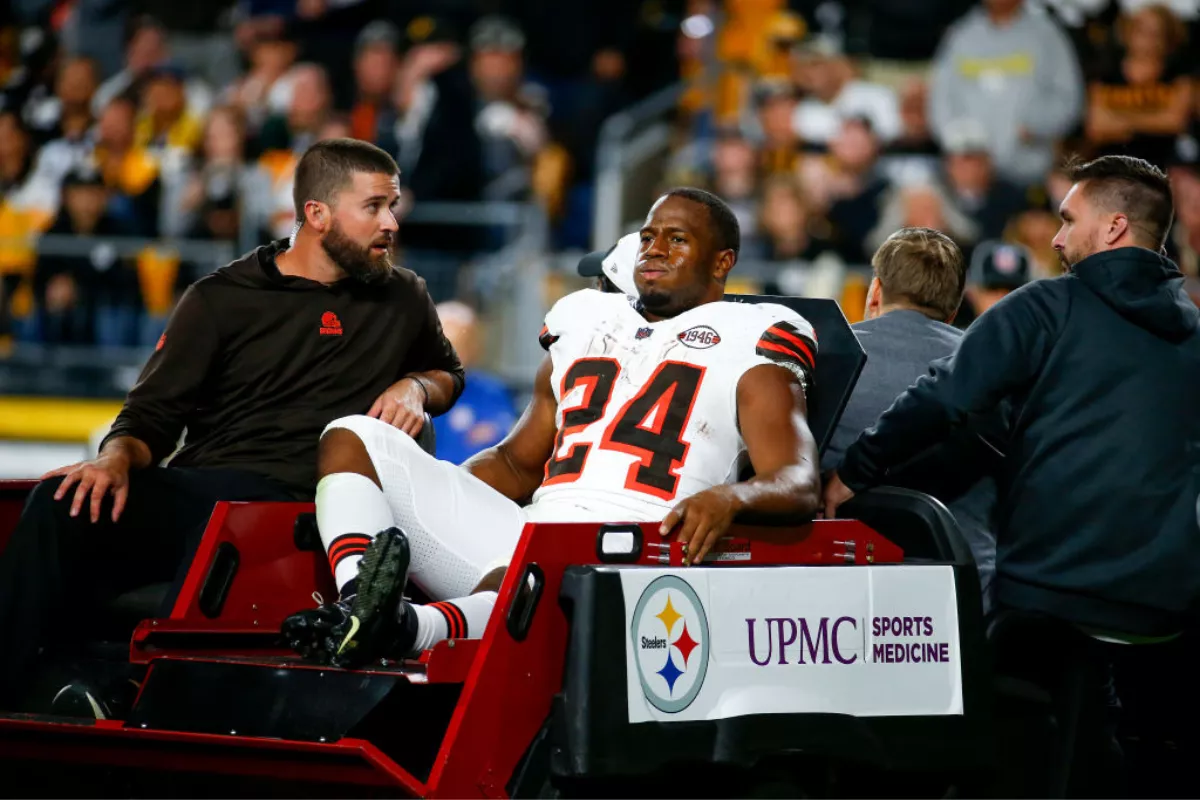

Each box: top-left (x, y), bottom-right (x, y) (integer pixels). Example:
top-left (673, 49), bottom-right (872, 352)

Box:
top-left (462, 354), bottom-right (558, 503)
top-left (661, 364), bottom-right (820, 565)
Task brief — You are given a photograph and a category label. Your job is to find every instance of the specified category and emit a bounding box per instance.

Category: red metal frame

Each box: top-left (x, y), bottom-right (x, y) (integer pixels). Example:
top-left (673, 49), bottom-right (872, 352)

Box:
top-left (422, 518), bottom-right (901, 798)
top-left (0, 489), bottom-right (903, 797)
top-left (0, 715), bottom-right (422, 791)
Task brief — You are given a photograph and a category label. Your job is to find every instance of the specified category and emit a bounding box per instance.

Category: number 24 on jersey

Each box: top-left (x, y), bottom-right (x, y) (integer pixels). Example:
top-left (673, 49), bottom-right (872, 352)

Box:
top-left (544, 358), bottom-right (705, 501)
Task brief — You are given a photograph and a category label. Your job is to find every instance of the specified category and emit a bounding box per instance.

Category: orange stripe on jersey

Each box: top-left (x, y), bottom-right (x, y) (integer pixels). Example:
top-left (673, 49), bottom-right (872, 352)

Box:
top-left (762, 325), bottom-right (815, 367)
top-left (766, 324), bottom-right (815, 363)
top-left (756, 339), bottom-right (810, 363)
top-left (757, 336), bottom-right (814, 370)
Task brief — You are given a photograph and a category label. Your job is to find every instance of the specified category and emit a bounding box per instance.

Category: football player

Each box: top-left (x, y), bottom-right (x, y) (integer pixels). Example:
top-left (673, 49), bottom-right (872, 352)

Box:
top-left (284, 188), bottom-right (822, 667)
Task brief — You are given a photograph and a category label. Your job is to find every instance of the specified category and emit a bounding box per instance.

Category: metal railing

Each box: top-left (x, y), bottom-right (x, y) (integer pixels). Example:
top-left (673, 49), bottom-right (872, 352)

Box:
top-left (592, 82), bottom-right (687, 251)
top-left (0, 199), bottom-right (552, 397)
top-left (592, 8), bottom-right (725, 250)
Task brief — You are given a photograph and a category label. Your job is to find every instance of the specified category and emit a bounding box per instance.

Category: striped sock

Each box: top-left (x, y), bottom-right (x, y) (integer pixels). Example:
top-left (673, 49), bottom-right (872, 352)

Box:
top-left (315, 472), bottom-right (394, 596)
top-left (406, 592), bottom-right (498, 653)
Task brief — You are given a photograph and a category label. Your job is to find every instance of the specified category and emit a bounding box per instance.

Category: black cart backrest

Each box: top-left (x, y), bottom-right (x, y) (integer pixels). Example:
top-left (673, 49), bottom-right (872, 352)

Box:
top-left (723, 294), bottom-right (866, 457)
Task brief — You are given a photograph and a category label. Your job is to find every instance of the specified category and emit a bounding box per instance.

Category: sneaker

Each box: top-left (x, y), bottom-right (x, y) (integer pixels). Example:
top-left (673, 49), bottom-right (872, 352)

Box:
top-left (51, 682), bottom-right (112, 720)
top-left (282, 595), bottom-right (355, 665)
top-left (334, 527), bottom-right (414, 668)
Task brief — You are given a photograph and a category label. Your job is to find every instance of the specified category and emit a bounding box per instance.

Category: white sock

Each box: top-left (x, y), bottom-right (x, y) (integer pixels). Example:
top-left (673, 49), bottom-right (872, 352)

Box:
top-left (315, 472), bottom-right (394, 598)
top-left (406, 592), bottom-right (498, 653)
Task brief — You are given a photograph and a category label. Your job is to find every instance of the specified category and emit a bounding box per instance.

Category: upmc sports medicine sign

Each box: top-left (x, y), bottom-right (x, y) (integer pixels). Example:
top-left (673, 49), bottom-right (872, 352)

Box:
top-left (621, 565), bottom-right (963, 724)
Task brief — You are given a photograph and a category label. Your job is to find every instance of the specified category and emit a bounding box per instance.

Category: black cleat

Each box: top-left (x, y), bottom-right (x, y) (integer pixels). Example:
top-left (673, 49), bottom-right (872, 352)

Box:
top-left (333, 527), bottom-right (414, 668)
top-left (282, 598), bottom-right (355, 665)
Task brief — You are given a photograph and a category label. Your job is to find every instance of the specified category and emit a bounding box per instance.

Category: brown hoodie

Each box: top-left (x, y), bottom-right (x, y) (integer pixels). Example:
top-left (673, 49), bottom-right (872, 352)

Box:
top-left (102, 239), bottom-right (464, 498)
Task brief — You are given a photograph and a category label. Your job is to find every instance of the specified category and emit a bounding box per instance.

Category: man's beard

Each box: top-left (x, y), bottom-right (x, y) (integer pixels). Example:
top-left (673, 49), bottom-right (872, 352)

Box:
top-left (638, 281), bottom-right (709, 319)
top-left (321, 221), bottom-right (394, 284)
top-left (639, 288), bottom-right (674, 313)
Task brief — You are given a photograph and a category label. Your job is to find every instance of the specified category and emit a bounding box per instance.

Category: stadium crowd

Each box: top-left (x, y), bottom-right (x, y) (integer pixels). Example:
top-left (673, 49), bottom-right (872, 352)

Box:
top-left (0, 2), bottom-right (1197, 794)
top-left (1, 0), bottom-right (1199, 358)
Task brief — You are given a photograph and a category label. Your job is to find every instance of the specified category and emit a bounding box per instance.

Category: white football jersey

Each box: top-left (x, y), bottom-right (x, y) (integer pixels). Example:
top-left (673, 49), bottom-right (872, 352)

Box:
top-left (528, 289), bottom-right (817, 522)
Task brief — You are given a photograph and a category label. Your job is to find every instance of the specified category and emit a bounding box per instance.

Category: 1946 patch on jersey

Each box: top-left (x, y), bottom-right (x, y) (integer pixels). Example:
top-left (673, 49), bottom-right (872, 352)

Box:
top-left (678, 325), bottom-right (721, 349)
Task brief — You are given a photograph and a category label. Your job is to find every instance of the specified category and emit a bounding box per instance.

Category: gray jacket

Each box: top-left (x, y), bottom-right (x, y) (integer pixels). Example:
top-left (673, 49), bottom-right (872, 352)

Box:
top-left (824, 309), bottom-right (997, 606)
top-left (928, 6), bottom-right (1083, 185)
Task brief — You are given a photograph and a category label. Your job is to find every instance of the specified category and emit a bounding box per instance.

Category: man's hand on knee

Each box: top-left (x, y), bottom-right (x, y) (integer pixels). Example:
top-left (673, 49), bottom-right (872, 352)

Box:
top-left (46, 454), bottom-right (132, 524)
top-left (368, 377), bottom-right (427, 437)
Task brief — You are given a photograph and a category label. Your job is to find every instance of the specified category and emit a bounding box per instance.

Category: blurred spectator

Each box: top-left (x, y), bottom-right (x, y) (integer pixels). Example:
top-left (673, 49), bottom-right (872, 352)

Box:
top-left (0, 110), bottom-right (47, 340)
top-left (941, 118), bottom-right (1031, 240)
top-left (92, 95), bottom-right (161, 237)
top-left (1166, 135), bottom-right (1200, 278)
top-left (790, 34), bottom-right (901, 145)
top-left (929, 0), bottom-right (1084, 186)
top-left (177, 106), bottom-right (255, 247)
top-left (0, 25), bottom-right (61, 145)
top-left (1085, 4), bottom-right (1192, 167)
top-left (256, 62), bottom-right (331, 155)
top-left (964, 238), bottom-right (1034, 319)
top-left (431, 300), bottom-right (518, 465)
top-left (135, 65), bottom-right (204, 169)
top-left (754, 174), bottom-right (834, 263)
top-left (707, 127), bottom-right (759, 237)
top-left (890, 77), bottom-right (939, 156)
top-left (92, 17), bottom-right (212, 124)
top-left (349, 21), bottom-right (399, 146)
top-left (498, 0), bottom-right (637, 122)
top-left (222, 28), bottom-right (298, 137)
top-left (63, 0), bottom-right (132, 79)
top-left (388, 16), bottom-right (485, 299)
top-left (287, 0), bottom-right (377, 110)
top-left (232, 0), bottom-right (294, 56)
top-left (494, 0), bottom-right (634, 247)
top-left (752, 174), bottom-right (838, 295)
top-left (868, 179), bottom-right (979, 256)
top-left (33, 165), bottom-right (139, 347)
top-left (800, 116), bottom-right (890, 262)
top-left (754, 79), bottom-right (803, 175)
top-left (0, 109), bottom-right (55, 222)
top-left (22, 55), bottom-right (97, 147)
top-left (133, 0), bottom-right (240, 92)
top-left (469, 15), bottom-right (549, 198)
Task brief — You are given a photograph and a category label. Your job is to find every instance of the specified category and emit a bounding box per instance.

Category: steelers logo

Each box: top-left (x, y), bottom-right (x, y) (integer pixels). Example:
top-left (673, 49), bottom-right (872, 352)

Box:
top-left (630, 575), bottom-right (710, 713)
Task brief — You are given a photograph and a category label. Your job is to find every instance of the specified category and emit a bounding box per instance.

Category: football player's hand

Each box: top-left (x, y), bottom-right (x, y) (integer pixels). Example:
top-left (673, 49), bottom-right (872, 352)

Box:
top-left (822, 470), bottom-right (855, 519)
top-left (369, 377), bottom-right (426, 437)
top-left (660, 486), bottom-right (740, 566)
top-left (44, 454), bottom-right (132, 524)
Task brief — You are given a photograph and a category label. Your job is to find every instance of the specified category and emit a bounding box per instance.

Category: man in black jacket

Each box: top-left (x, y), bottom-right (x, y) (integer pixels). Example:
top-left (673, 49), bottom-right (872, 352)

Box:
top-left (0, 138), bottom-right (464, 717)
top-left (824, 155), bottom-right (1199, 794)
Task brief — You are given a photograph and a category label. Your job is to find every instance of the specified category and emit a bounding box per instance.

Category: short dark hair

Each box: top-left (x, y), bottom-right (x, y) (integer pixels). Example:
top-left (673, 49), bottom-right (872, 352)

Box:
top-left (293, 138), bottom-right (399, 222)
top-left (871, 227), bottom-right (965, 321)
top-left (1063, 155), bottom-right (1174, 249)
top-left (663, 187), bottom-right (741, 258)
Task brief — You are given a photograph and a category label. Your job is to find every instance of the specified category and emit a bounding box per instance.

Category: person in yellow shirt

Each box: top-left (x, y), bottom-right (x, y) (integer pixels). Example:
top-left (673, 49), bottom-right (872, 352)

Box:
top-left (133, 65), bottom-right (204, 160)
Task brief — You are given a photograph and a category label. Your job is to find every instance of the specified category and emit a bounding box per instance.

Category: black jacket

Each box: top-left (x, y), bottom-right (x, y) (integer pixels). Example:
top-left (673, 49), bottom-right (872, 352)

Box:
top-left (840, 247), bottom-right (1200, 636)
top-left (102, 240), bottom-right (465, 497)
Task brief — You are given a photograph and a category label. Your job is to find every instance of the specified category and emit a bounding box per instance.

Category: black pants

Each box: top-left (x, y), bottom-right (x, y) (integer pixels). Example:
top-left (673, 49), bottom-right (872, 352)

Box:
top-left (990, 610), bottom-right (1199, 798)
top-left (0, 467), bottom-right (296, 709)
